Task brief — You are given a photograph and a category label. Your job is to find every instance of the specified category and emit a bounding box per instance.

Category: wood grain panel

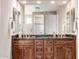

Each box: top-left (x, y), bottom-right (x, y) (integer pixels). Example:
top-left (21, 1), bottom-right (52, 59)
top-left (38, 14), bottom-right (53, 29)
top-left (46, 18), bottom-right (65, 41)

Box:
top-left (12, 38), bottom-right (76, 59)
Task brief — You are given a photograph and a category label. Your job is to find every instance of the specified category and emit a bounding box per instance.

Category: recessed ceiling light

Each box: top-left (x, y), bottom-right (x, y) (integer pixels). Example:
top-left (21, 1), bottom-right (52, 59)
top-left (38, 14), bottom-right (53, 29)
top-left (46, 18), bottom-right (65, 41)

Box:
top-left (50, 1), bottom-right (55, 4)
top-left (62, 1), bottom-right (67, 4)
top-left (36, 1), bottom-right (42, 4)
top-left (22, 1), bottom-right (27, 4)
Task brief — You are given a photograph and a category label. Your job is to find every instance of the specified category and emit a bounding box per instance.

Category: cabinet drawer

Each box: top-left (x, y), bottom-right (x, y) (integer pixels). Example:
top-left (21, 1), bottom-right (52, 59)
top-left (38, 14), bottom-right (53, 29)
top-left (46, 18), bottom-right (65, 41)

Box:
top-left (13, 40), bottom-right (33, 46)
top-left (35, 46), bottom-right (43, 53)
top-left (44, 40), bottom-right (53, 46)
top-left (44, 46), bottom-right (53, 53)
top-left (54, 40), bottom-right (75, 46)
top-left (35, 40), bottom-right (43, 46)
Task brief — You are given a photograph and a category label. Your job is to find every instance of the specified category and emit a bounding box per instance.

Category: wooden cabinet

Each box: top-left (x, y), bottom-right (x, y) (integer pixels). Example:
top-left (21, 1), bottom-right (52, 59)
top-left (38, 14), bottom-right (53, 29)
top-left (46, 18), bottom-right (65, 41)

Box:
top-left (54, 39), bottom-right (76, 59)
top-left (13, 45), bottom-right (23, 59)
top-left (12, 38), bottom-right (76, 59)
top-left (23, 46), bottom-right (33, 59)
top-left (34, 40), bottom-right (44, 59)
top-left (44, 39), bottom-right (54, 59)
top-left (12, 40), bottom-right (34, 59)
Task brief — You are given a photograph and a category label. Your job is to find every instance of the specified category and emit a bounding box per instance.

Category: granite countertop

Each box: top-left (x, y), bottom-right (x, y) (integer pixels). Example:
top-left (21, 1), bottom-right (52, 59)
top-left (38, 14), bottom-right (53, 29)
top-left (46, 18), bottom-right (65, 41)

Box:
top-left (12, 34), bottom-right (76, 40)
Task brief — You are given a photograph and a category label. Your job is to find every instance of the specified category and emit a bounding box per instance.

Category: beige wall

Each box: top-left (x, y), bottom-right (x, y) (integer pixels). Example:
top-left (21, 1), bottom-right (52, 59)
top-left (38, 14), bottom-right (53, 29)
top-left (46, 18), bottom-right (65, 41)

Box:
top-left (0, 0), bottom-right (1, 40)
top-left (0, 0), bottom-right (21, 59)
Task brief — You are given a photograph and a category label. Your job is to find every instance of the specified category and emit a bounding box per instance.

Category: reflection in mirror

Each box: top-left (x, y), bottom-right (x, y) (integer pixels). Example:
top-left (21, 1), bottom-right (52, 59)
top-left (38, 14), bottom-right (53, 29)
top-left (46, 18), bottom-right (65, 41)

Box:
top-left (65, 8), bottom-right (75, 33)
top-left (13, 0), bottom-right (77, 35)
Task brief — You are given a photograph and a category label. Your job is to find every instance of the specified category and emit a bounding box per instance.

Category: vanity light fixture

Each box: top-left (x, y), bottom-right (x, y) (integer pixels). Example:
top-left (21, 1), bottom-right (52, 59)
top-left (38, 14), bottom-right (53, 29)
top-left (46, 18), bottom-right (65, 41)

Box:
top-left (50, 1), bottom-right (55, 4)
top-left (22, 1), bottom-right (27, 4)
top-left (62, 1), bottom-right (67, 4)
top-left (36, 1), bottom-right (42, 4)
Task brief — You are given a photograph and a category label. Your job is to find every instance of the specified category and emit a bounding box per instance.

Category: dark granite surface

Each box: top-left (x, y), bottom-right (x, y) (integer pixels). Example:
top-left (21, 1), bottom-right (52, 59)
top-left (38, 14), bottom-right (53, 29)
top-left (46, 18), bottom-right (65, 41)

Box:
top-left (12, 34), bottom-right (76, 40)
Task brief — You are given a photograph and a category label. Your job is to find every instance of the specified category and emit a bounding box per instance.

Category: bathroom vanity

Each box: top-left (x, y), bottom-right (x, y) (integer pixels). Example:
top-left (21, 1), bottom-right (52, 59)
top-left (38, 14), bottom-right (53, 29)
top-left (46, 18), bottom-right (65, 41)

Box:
top-left (12, 36), bottom-right (76, 59)
top-left (11, 0), bottom-right (77, 59)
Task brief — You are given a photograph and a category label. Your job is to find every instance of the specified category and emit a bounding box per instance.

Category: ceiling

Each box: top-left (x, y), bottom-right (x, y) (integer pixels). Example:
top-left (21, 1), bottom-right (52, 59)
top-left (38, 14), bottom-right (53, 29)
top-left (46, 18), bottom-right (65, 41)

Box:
top-left (18, 0), bottom-right (70, 13)
top-left (18, 0), bottom-right (70, 5)
top-left (25, 4), bottom-right (59, 15)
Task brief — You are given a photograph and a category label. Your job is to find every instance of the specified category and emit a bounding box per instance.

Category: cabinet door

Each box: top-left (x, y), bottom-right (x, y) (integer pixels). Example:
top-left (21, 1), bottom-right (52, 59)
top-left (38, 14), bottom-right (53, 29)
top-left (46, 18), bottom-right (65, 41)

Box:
top-left (44, 40), bottom-right (53, 59)
top-left (65, 46), bottom-right (75, 59)
top-left (12, 45), bottom-right (24, 59)
top-left (12, 45), bottom-right (34, 59)
top-left (23, 46), bottom-right (34, 59)
top-left (54, 40), bottom-right (75, 59)
top-left (54, 46), bottom-right (75, 59)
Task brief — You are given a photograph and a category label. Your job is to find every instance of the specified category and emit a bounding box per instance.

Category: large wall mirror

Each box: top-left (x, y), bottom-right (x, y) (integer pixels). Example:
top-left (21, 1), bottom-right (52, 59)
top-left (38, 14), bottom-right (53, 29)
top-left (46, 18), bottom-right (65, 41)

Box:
top-left (23, 5), bottom-right (58, 35)
top-left (65, 8), bottom-right (76, 33)
top-left (12, 0), bottom-right (77, 35)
